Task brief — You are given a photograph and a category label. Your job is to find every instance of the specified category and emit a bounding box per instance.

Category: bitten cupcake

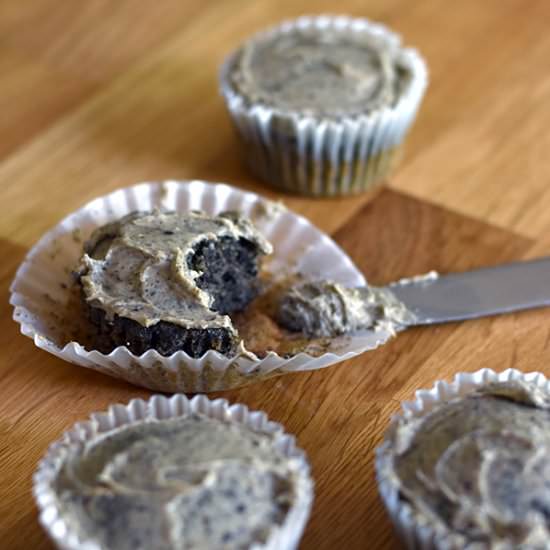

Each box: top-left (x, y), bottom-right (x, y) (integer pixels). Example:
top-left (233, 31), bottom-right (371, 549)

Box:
top-left (77, 209), bottom-right (272, 357)
top-left (34, 394), bottom-right (314, 550)
top-left (220, 15), bottom-right (428, 197)
top-left (376, 370), bottom-right (550, 549)
top-left (11, 180), bottom-right (396, 393)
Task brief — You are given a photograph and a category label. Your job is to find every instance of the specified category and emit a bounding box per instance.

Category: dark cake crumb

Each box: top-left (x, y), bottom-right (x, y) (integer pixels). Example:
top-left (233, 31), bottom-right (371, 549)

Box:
top-left (189, 236), bottom-right (262, 314)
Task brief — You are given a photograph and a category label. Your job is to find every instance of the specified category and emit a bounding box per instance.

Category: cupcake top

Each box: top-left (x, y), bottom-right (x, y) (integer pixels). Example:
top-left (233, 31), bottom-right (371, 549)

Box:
top-left (78, 210), bottom-right (271, 330)
top-left (228, 21), bottom-right (410, 117)
top-left (380, 380), bottom-right (550, 548)
top-left (51, 414), bottom-right (299, 550)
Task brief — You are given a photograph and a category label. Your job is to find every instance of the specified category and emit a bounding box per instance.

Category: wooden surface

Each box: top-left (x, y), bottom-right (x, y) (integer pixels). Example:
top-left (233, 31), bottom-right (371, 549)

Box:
top-left (2, 1), bottom-right (550, 548)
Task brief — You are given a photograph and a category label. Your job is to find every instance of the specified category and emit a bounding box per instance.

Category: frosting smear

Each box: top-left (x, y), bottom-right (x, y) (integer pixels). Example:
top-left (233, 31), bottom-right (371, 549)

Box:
top-left (276, 280), bottom-right (414, 338)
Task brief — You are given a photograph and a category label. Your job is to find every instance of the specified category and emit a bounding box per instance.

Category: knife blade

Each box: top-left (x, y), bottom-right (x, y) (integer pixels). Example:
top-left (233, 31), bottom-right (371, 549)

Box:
top-left (387, 257), bottom-right (550, 325)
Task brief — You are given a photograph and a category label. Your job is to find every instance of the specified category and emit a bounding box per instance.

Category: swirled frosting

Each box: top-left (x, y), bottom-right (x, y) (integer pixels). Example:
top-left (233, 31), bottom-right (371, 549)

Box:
top-left (78, 211), bottom-right (272, 330)
top-left (382, 381), bottom-right (550, 548)
top-left (52, 415), bottom-right (298, 550)
top-left (230, 25), bottom-right (409, 116)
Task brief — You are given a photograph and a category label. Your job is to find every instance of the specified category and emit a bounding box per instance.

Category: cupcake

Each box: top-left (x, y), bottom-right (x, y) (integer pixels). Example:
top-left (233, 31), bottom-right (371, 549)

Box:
top-left (77, 209), bottom-right (272, 357)
top-left (376, 370), bottom-right (550, 549)
top-left (11, 180), bottom-right (395, 392)
top-left (276, 280), bottom-right (414, 338)
top-left (77, 210), bottom-right (406, 358)
top-left (220, 15), bottom-right (428, 197)
top-left (34, 394), bottom-right (314, 550)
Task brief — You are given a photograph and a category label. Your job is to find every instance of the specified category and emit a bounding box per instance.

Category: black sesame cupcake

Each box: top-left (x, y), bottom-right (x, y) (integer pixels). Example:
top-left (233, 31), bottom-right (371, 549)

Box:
top-left (220, 15), bottom-right (428, 196)
top-left (34, 394), bottom-right (314, 550)
top-left (376, 369), bottom-right (550, 549)
top-left (11, 181), bottom-right (391, 393)
top-left (77, 210), bottom-right (271, 358)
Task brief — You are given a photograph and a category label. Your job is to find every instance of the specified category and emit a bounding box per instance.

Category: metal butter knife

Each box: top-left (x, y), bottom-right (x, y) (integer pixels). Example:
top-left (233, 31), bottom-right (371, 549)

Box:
top-left (388, 257), bottom-right (550, 326)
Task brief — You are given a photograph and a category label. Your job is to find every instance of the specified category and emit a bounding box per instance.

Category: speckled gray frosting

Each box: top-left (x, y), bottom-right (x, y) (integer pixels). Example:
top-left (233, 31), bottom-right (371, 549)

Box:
top-left (230, 25), bottom-right (410, 117)
top-left (380, 381), bottom-right (550, 549)
top-left (52, 415), bottom-right (298, 550)
top-left (276, 281), bottom-right (414, 338)
top-left (78, 211), bottom-right (272, 330)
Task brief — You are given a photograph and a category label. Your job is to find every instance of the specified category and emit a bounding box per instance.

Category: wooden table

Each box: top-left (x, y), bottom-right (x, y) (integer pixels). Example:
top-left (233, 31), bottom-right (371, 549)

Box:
top-left (2, 1), bottom-right (550, 548)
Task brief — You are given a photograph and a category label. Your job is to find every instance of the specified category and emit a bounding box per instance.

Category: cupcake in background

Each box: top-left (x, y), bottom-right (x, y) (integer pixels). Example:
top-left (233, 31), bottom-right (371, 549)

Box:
top-left (376, 369), bottom-right (550, 549)
top-left (220, 14), bottom-right (428, 197)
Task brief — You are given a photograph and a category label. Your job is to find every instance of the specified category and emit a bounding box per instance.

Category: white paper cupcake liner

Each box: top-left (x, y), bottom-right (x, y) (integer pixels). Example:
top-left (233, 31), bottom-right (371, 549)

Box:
top-left (375, 368), bottom-right (550, 549)
top-left (33, 393), bottom-right (314, 550)
top-left (10, 180), bottom-right (393, 392)
top-left (220, 14), bottom-right (428, 197)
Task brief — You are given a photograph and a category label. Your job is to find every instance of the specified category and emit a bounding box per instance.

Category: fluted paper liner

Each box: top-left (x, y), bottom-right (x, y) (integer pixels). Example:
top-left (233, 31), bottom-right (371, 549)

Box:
top-left (375, 368), bottom-right (550, 549)
top-left (33, 393), bottom-right (314, 550)
top-left (10, 180), bottom-right (393, 392)
top-left (220, 15), bottom-right (428, 197)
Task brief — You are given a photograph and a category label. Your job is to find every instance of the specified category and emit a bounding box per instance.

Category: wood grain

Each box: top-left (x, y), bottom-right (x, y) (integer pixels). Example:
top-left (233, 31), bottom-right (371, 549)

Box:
top-left (2, 1), bottom-right (550, 549)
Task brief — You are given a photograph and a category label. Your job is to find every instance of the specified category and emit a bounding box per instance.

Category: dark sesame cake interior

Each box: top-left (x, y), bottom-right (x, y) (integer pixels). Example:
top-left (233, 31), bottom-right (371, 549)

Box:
top-left (189, 236), bottom-right (261, 314)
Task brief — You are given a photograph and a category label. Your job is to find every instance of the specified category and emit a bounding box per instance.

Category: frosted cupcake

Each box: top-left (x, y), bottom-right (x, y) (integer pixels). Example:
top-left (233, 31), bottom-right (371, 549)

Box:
top-left (34, 394), bottom-right (314, 550)
top-left (77, 209), bottom-right (272, 357)
top-left (376, 371), bottom-right (550, 549)
top-left (220, 15), bottom-right (428, 197)
top-left (11, 181), bottom-right (403, 393)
